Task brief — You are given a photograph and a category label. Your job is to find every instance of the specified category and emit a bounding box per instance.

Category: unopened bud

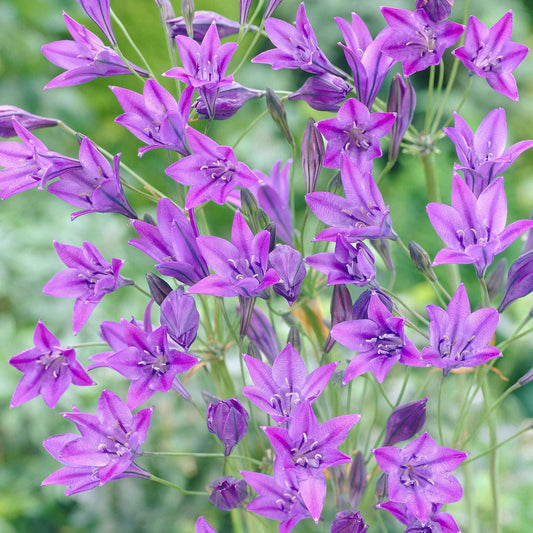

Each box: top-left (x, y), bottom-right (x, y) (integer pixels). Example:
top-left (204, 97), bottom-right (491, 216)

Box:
top-left (207, 398), bottom-right (249, 456)
top-left (238, 295), bottom-right (256, 338)
top-left (167, 11), bottom-right (242, 41)
top-left (416, 0), bottom-right (454, 22)
top-left (155, 0), bottom-right (175, 21)
top-left (160, 287), bottom-right (200, 349)
top-left (487, 258), bottom-right (507, 302)
top-left (142, 213), bottom-right (157, 225)
top-left (387, 74), bottom-right (416, 161)
top-left (240, 189), bottom-right (260, 232)
top-left (409, 241), bottom-right (437, 282)
top-left (181, 0), bottom-right (195, 38)
top-left (302, 118), bottom-right (325, 194)
top-left (246, 342), bottom-right (261, 359)
top-left (209, 476), bottom-right (248, 510)
top-left (0, 106), bottom-right (58, 138)
top-left (371, 238), bottom-right (395, 272)
top-left (383, 397), bottom-right (428, 446)
top-left (348, 451), bottom-right (367, 508)
top-left (352, 289), bottom-right (393, 320)
top-left (194, 83), bottom-right (264, 120)
top-left (518, 366), bottom-right (533, 386)
top-left (289, 74), bottom-right (351, 113)
top-left (239, 0), bottom-right (252, 25)
top-left (499, 251), bottom-right (533, 312)
top-left (146, 272), bottom-right (173, 305)
top-left (265, 222), bottom-right (277, 252)
top-left (327, 171), bottom-right (342, 194)
top-left (266, 88), bottom-right (293, 145)
top-left (331, 510), bottom-right (368, 533)
top-left (324, 284), bottom-right (352, 353)
top-left (374, 472), bottom-right (388, 505)
top-left (269, 244), bottom-right (306, 306)
top-left (257, 208), bottom-right (271, 230)
top-left (287, 325), bottom-right (301, 353)
top-left (264, 0), bottom-right (283, 19)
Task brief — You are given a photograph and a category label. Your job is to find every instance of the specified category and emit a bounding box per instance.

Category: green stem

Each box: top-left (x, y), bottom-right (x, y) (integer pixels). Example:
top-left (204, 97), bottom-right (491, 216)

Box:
top-left (69, 342), bottom-right (108, 349)
top-left (425, 65), bottom-right (436, 132)
top-left (233, 110), bottom-right (269, 148)
top-left (376, 380), bottom-right (394, 409)
top-left (437, 374), bottom-right (445, 445)
top-left (143, 451), bottom-right (262, 466)
top-left (479, 277), bottom-right (490, 308)
top-left (148, 473), bottom-right (208, 495)
top-left (497, 325), bottom-right (533, 351)
top-left (419, 152), bottom-right (441, 203)
top-left (133, 282), bottom-right (152, 299)
top-left (463, 427), bottom-right (531, 465)
top-left (395, 367), bottom-right (411, 406)
top-left (376, 159), bottom-right (396, 184)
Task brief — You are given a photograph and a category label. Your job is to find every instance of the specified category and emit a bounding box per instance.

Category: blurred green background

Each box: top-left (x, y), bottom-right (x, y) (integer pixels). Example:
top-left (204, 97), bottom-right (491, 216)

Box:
top-left (1, 0), bottom-right (532, 531)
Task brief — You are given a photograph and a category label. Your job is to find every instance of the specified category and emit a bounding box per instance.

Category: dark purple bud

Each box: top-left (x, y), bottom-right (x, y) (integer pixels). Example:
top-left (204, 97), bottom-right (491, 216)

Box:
top-left (246, 342), bottom-right (262, 359)
top-left (266, 88), bottom-right (293, 145)
top-left (387, 74), bottom-right (416, 161)
top-left (209, 476), bottom-right (248, 510)
top-left (264, 0), bottom-right (283, 19)
top-left (239, 0), bottom-right (252, 25)
top-left (371, 238), bottom-right (395, 273)
top-left (383, 397), bottom-right (428, 446)
top-left (207, 399), bottom-right (249, 456)
top-left (194, 83), bottom-right (264, 120)
top-left (181, 0), bottom-right (195, 38)
top-left (487, 258), bottom-right (507, 302)
top-left (324, 284), bottom-right (352, 353)
top-left (143, 212), bottom-right (157, 225)
top-left (416, 0), bottom-right (454, 23)
top-left (302, 118), bottom-right (325, 194)
top-left (408, 241), bottom-right (437, 282)
top-left (265, 222), bottom-right (277, 253)
top-left (329, 464), bottom-right (346, 509)
top-left (240, 189), bottom-right (261, 232)
top-left (167, 11), bottom-right (241, 41)
top-left (331, 510), bottom-right (369, 533)
top-left (0, 107), bottom-right (58, 138)
top-left (374, 472), bottom-right (388, 505)
top-left (160, 287), bottom-right (200, 350)
top-left (348, 451), bottom-right (367, 508)
top-left (238, 296), bottom-right (256, 338)
top-left (287, 325), bottom-right (301, 353)
top-left (146, 272), bottom-right (173, 305)
top-left (289, 74), bottom-right (351, 112)
top-left (351, 289), bottom-right (393, 320)
top-left (269, 244), bottom-right (306, 305)
top-left (499, 251), bottom-right (533, 312)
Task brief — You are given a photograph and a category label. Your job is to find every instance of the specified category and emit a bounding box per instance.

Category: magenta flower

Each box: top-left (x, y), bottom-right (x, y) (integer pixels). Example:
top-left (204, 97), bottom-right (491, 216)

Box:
top-left (195, 517), bottom-right (217, 533)
top-left (0, 106), bottom-right (57, 138)
top-left (331, 511), bottom-right (368, 533)
top-left (242, 343), bottom-right (337, 423)
top-left (380, 7), bottom-right (464, 76)
top-left (453, 11), bottom-right (529, 101)
top-left (331, 293), bottom-right (423, 384)
top-left (209, 476), bottom-right (248, 510)
top-left (42, 390), bottom-right (152, 494)
top-left (165, 126), bottom-right (259, 209)
top-left (41, 12), bottom-right (147, 89)
top-left (427, 175), bottom-right (533, 277)
top-left (42, 241), bottom-right (133, 334)
top-left (422, 283), bottom-right (502, 372)
top-left (111, 81), bottom-right (193, 157)
top-left (316, 98), bottom-right (395, 170)
top-left (167, 11), bottom-right (241, 41)
top-left (207, 398), bottom-right (249, 456)
top-left (9, 320), bottom-right (94, 409)
top-left (373, 433), bottom-right (468, 525)
top-left (76, 0), bottom-right (116, 44)
top-left (416, 0), bottom-right (454, 23)
top-left (378, 502), bottom-right (460, 533)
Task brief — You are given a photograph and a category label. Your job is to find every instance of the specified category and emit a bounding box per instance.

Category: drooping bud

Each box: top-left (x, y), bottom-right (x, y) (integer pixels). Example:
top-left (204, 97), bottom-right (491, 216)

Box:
top-left (383, 397), bottom-right (428, 446)
top-left (387, 74), bottom-right (416, 161)
top-left (289, 74), bottom-right (351, 112)
top-left (160, 287), bottom-right (200, 350)
top-left (498, 251), bottom-right (533, 312)
top-left (167, 11), bottom-right (242, 41)
top-left (487, 258), bottom-right (507, 302)
top-left (209, 476), bottom-right (248, 510)
top-left (194, 83), bottom-right (264, 120)
top-left (287, 325), bottom-right (301, 353)
top-left (324, 284), bottom-right (352, 353)
top-left (207, 398), bottom-right (249, 456)
top-left (266, 88), bottom-right (293, 145)
top-left (240, 189), bottom-right (261, 232)
top-left (181, 0), bottom-right (195, 38)
top-left (371, 238), bottom-right (395, 273)
top-left (374, 472), bottom-right (388, 505)
top-left (416, 0), bottom-right (454, 22)
top-left (264, 0), bottom-right (283, 19)
top-left (146, 272), bottom-right (173, 305)
top-left (351, 289), bottom-right (393, 320)
top-left (245, 307), bottom-right (279, 364)
top-left (0, 107), bottom-right (58, 138)
top-left (269, 244), bottom-right (306, 305)
top-left (239, 0), bottom-right (252, 25)
top-left (348, 451), bottom-right (367, 508)
top-left (302, 118), bottom-right (325, 194)
top-left (409, 241), bottom-right (437, 282)
top-left (331, 510), bottom-right (369, 533)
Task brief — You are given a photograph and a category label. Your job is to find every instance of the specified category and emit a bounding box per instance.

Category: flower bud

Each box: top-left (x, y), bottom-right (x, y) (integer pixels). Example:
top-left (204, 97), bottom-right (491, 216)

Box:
top-left (207, 399), bottom-right (249, 456)
top-left (371, 238), bottom-right (395, 273)
top-left (246, 342), bottom-right (262, 359)
top-left (0, 107), bottom-right (58, 138)
top-left (348, 451), bottom-right (367, 508)
top-left (408, 241), bottom-right (437, 282)
top-left (351, 290), bottom-right (393, 320)
top-left (209, 476), bottom-right (248, 510)
top-left (331, 510), bottom-right (368, 533)
top-left (327, 171), bottom-right (342, 194)
top-left (383, 397), bottom-right (428, 446)
top-left (518, 366), bottom-right (533, 386)
top-left (387, 74), bottom-right (416, 161)
top-left (266, 88), bottom-right (293, 145)
top-left (264, 0), bottom-right (283, 19)
top-left (265, 222), bottom-right (277, 252)
top-left (239, 0), bottom-right (252, 25)
top-left (269, 244), bottom-right (306, 305)
top-left (289, 74), bottom-right (351, 112)
top-left (302, 118), bottom-right (325, 194)
top-left (244, 307), bottom-right (279, 364)
top-left (146, 272), bottom-right (173, 305)
top-left (324, 284), bottom-right (352, 353)
top-left (167, 11), bottom-right (241, 41)
top-left (374, 472), bottom-right (388, 505)
top-left (155, 0), bottom-right (175, 22)
top-left (240, 189), bottom-right (261, 232)
top-left (238, 295), bottom-right (256, 337)
top-left (416, 0), bottom-right (454, 22)
top-left (160, 287), bottom-right (200, 349)
top-left (498, 251), bottom-right (533, 312)
top-left (287, 325), bottom-right (301, 354)
top-left (194, 83), bottom-right (264, 120)
top-left (181, 0), bottom-right (195, 38)
top-left (143, 212), bottom-right (157, 225)
top-left (487, 258), bottom-right (507, 302)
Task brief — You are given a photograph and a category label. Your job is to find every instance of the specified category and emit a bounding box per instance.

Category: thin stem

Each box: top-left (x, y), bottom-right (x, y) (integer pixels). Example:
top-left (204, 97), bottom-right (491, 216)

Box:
top-left (376, 380), bottom-right (394, 409)
top-left (395, 367), bottom-right (411, 406)
top-left (148, 473), bottom-right (208, 495)
top-left (376, 159), bottom-right (396, 184)
top-left (497, 325), bottom-right (533, 351)
top-left (424, 65), bottom-right (436, 132)
top-left (133, 282), bottom-right (152, 299)
top-left (69, 342), bottom-right (108, 349)
top-left (463, 427), bottom-right (531, 465)
top-left (143, 451), bottom-right (263, 466)
top-left (479, 277), bottom-right (490, 308)
top-left (233, 110), bottom-right (269, 148)
top-left (437, 374), bottom-right (445, 445)
top-left (379, 287), bottom-right (429, 326)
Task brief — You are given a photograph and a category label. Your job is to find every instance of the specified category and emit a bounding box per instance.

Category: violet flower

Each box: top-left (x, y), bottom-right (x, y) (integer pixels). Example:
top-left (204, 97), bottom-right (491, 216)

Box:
top-left (160, 287), bottom-right (200, 350)
top-left (498, 251), bottom-right (533, 312)
top-left (42, 389), bottom-right (152, 494)
top-left (242, 343), bottom-right (337, 423)
top-left (9, 320), bottom-right (94, 409)
top-left (373, 433), bottom-right (468, 525)
top-left (331, 293), bottom-right (423, 384)
top-left (269, 245), bottom-right (306, 305)
top-left (76, 0), bottom-right (116, 45)
top-left (453, 11), bottom-right (529, 101)
top-left (167, 11), bottom-right (241, 41)
top-left (111, 81), bottom-right (193, 157)
top-left (422, 283), bottom-right (502, 372)
top-left (188, 211), bottom-right (280, 298)
top-left (443, 108), bottom-right (533, 196)
top-left (378, 502), bottom-right (460, 533)
top-left (427, 175), bottom-right (533, 277)
top-left (42, 241), bottom-right (133, 334)
top-left (195, 517), bottom-right (217, 533)
top-left (380, 7), bottom-right (464, 76)
top-left (289, 74), bottom-right (351, 112)
top-left (351, 289), bottom-right (394, 320)
top-left (316, 98), bottom-right (396, 170)
top-left (41, 12), bottom-right (147, 89)
top-left (416, 1), bottom-right (454, 23)
top-left (209, 476), bottom-right (248, 510)
top-left (331, 510), bottom-right (368, 533)
top-left (0, 106), bottom-right (57, 138)
top-left (387, 74), bottom-right (416, 161)
top-left (207, 398), bottom-right (249, 456)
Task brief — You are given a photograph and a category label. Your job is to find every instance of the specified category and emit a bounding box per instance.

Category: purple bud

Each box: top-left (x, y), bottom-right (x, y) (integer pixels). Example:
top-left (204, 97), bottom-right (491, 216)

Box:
top-left (238, 296), bottom-right (256, 338)
top-left (246, 342), bottom-right (262, 359)
top-left (324, 284), bottom-right (352, 353)
top-left (0, 107), bottom-right (57, 138)
top-left (302, 118), bottom-right (325, 194)
top-left (155, 0), bottom-right (175, 21)
top-left (387, 74), bottom-right (416, 161)
top-left (264, 0), bottom-right (283, 19)
top-left (289, 74), bottom-right (351, 112)
top-left (487, 258), bottom-right (507, 302)
top-left (160, 287), bottom-right (200, 350)
top-left (416, 0), bottom-right (454, 23)
top-left (266, 88), bottom-right (293, 144)
top-left (194, 83), bottom-right (264, 120)
top-left (265, 222), bottom-right (277, 252)
top-left (374, 472), bottom-right (388, 505)
top-left (409, 241), bottom-right (437, 282)
top-left (383, 397), bottom-right (428, 446)
top-left (146, 273), bottom-right (172, 305)
top-left (348, 451), bottom-right (367, 508)
top-left (518, 367), bottom-right (533, 386)
top-left (498, 251), bottom-right (533, 312)
top-left (209, 476), bottom-right (248, 511)
top-left (207, 399), bottom-right (249, 456)
top-left (181, 0), bottom-right (195, 38)
top-left (239, 0), bottom-right (252, 25)
top-left (331, 510), bottom-right (369, 533)
top-left (287, 325), bottom-right (301, 353)
top-left (167, 11), bottom-right (241, 41)
top-left (269, 244), bottom-right (306, 306)
top-left (351, 290), bottom-right (393, 320)
top-left (245, 307), bottom-right (279, 364)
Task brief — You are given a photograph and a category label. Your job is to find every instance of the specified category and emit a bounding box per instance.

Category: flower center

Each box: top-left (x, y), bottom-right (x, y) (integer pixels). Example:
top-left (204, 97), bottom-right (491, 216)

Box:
top-left (472, 43), bottom-right (503, 73)
top-left (38, 350), bottom-right (67, 378)
top-left (290, 432), bottom-right (322, 468)
top-left (344, 123), bottom-right (372, 151)
top-left (399, 459), bottom-right (435, 488)
top-left (200, 159), bottom-right (235, 182)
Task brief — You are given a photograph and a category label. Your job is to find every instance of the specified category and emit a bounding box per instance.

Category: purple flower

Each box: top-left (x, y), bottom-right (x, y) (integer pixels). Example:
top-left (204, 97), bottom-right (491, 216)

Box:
top-left (188, 211), bottom-right (280, 298)
top-left (427, 175), bottom-right (533, 277)
top-left (195, 517), bottom-right (217, 533)
top-left (76, 0), bottom-right (116, 44)
top-left (380, 7), bottom-right (464, 76)
top-left (379, 502), bottom-right (460, 533)
top-left (0, 106), bottom-right (57, 138)
top-left (160, 287), bottom-right (200, 350)
top-left (42, 389), bottom-right (152, 494)
top-left (373, 433), bottom-right (468, 525)
top-left (443, 108), bottom-right (533, 196)
top-left (167, 11), bottom-right (241, 41)
top-left (453, 11), bottom-right (529, 101)
top-left (306, 156), bottom-right (395, 242)
top-left (239, 0), bottom-right (252, 25)
top-left (129, 198), bottom-right (209, 285)
top-left (89, 319), bottom-right (198, 408)
top-left (111, 81), bottom-right (193, 157)
top-left (41, 12), bottom-right (147, 89)
top-left (242, 343), bottom-right (337, 423)
top-left (9, 320), bottom-right (94, 409)
top-left (316, 98), bottom-right (395, 170)
top-left (269, 245), bottom-right (306, 305)
top-left (42, 241), bottom-right (133, 334)
top-left (331, 510), bottom-right (368, 533)
top-left (421, 283), bottom-right (501, 372)
top-left (165, 126), bottom-right (258, 209)
top-left (387, 74), bottom-right (416, 161)
top-left (351, 289), bottom-right (394, 320)
top-left (252, 2), bottom-right (338, 76)
top-left (331, 293), bottom-right (423, 384)
top-left (289, 74), bottom-right (351, 112)
top-left (384, 397), bottom-right (428, 446)
top-left (498, 251), bottom-right (533, 312)
top-left (209, 476), bottom-right (248, 510)
top-left (305, 235), bottom-right (376, 286)
top-left (416, 1), bottom-right (454, 23)
top-left (207, 398), bottom-right (249, 456)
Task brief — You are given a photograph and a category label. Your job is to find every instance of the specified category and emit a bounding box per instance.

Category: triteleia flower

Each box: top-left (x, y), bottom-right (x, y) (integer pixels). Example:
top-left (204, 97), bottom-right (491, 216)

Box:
top-left (160, 287), bottom-right (200, 350)
top-left (421, 283), bottom-right (502, 372)
top-left (76, 0), bottom-right (116, 44)
top-left (269, 245), bottom-right (306, 305)
top-left (331, 293), bottom-right (423, 384)
top-left (111, 81), bottom-right (193, 157)
top-left (41, 12), bottom-right (147, 89)
top-left (453, 11), bottom-right (529, 101)
top-left (316, 98), bottom-right (396, 170)
top-left (380, 7), bottom-right (464, 76)
top-left (195, 517), bottom-right (217, 533)
top-left (209, 476), bottom-right (248, 510)
top-left (167, 11), bottom-right (242, 41)
top-left (387, 74), bottom-right (416, 161)
top-left (42, 241), bottom-right (133, 334)
top-left (378, 502), bottom-right (460, 533)
top-left (188, 211), bottom-right (280, 298)
top-left (383, 397), bottom-right (428, 446)
top-left (498, 251), bottom-right (533, 312)
top-left (242, 343), bottom-right (337, 423)
top-left (427, 174), bottom-right (533, 277)
top-left (0, 106), bottom-right (58, 138)
top-left (416, 0), bottom-right (454, 23)
top-left (351, 289), bottom-right (394, 320)
top-left (373, 433), bottom-right (468, 525)
top-left (443, 108), bottom-right (533, 196)
top-left (42, 389), bottom-right (152, 494)
top-left (9, 320), bottom-right (94, 409)
top-left (289, 73), bottom-right (351, 112)
top-left (207, 398), bottom-right (249, 456)
top-left (331, 510), bottom-right (368, 533)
